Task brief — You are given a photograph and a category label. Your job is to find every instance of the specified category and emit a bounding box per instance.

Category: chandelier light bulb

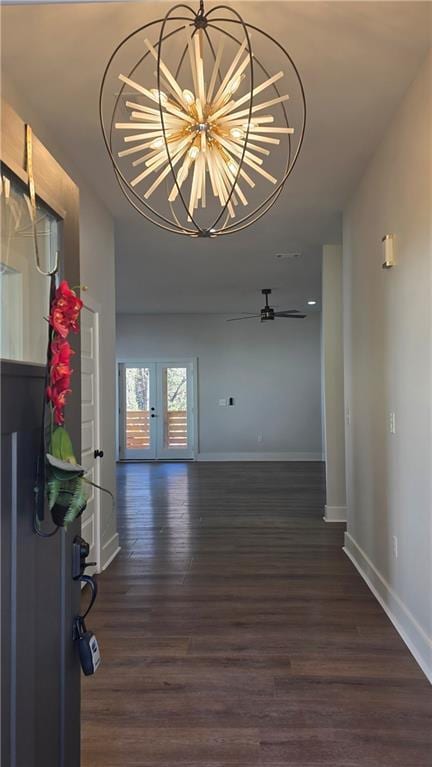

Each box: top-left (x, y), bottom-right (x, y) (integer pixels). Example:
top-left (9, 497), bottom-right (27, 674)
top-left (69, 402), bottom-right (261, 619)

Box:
top-left (150, 137), bottom-right (165, 149)
top-left (188, 145), bottom-right (200, 160)
top-left (182, 89), bottom-right (195, 105)
top-left (150, 88), bottom-right (168, 104)
top-left (228, 73), bottom-right (244, 96)
top-left (230, 128), bottom-right (244, 139)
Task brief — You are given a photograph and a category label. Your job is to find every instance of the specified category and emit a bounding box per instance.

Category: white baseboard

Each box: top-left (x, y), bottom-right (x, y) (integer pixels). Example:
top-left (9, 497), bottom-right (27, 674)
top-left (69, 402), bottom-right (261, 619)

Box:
top-left (324, 505), bottom-right (347, 522)
top-left (343, 532), bottom-right (432, 684)
top-left (101, 532), bottom-right (121, 571)
top-left (197, 451), bottom-right (323, 462)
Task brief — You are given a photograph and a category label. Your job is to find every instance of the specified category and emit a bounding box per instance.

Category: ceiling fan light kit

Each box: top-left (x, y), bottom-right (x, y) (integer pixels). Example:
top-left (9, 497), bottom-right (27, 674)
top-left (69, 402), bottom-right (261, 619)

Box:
top-left (100, 0), bottom-right (306, 237)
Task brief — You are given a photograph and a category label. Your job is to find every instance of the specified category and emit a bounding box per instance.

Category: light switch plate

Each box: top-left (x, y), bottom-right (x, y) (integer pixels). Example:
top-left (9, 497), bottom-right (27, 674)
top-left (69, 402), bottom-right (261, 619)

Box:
top-left (218, 398), bottom-right (227, 407)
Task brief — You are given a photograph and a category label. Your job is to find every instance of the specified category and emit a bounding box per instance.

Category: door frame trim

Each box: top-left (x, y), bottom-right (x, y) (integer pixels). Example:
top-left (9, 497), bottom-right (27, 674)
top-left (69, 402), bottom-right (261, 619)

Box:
top-left (81, 294), bottom-right (102, 572)
top-left (117, 357), bottom-right (199, 461)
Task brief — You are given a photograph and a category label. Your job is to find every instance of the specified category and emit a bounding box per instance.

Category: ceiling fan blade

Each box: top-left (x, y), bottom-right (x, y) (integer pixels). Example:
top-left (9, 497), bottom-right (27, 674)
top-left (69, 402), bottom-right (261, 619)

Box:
top-left (226, 315), bottom-right (260, 322)
top-left (275, 309), bottom-right (301, 314)
top-left (274, 312), bottom-right (306, 319)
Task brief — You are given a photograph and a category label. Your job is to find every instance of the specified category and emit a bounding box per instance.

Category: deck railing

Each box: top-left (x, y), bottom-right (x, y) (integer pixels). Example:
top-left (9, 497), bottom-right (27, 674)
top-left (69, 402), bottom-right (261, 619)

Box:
top-left (126, 410), bottom-right (188, 450)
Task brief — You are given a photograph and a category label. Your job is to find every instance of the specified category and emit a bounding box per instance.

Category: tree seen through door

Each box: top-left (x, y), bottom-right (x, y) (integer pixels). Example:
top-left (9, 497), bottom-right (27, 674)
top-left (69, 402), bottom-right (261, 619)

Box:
top-left (164, 367), bottom-right (188, 448)
top-left (125, 367), bottom-right (150, 449)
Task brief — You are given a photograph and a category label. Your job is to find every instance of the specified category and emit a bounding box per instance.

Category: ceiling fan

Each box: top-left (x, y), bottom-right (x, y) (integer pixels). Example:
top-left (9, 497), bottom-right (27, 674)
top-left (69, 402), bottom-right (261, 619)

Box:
top-left (227, 289), bottom-right (307, 323)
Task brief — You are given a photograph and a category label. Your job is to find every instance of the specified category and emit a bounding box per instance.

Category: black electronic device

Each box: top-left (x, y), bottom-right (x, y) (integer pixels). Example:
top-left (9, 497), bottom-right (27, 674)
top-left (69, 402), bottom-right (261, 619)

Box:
top-left (75, 616), bottom-right (101, 676)
top-left (73, 566), bottom-right (101, 676)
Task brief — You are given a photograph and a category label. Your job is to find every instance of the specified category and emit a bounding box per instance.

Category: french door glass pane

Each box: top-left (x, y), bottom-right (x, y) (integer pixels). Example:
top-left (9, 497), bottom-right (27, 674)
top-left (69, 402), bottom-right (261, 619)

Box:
top-left (163, 367), bottom-right (188, 449)
top-left (0, 170), bottom-right (58, 364)
top-left (125, 367), bottom-right (150, 451)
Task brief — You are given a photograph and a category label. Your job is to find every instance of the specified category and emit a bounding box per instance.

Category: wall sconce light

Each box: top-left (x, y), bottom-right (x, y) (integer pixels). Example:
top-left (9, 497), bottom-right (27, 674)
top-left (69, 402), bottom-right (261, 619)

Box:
top-left (382, 234), bottom-right (395, 269)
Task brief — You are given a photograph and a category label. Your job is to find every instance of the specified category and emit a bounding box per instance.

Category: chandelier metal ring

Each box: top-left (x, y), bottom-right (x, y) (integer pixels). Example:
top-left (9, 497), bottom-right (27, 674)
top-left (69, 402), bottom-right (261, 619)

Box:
top-left (201, 20), bottom-right (298, 235)
top-left (99, 1), bottom-right (306, 237)
top-left (101, 17), bottom-right (200, 234)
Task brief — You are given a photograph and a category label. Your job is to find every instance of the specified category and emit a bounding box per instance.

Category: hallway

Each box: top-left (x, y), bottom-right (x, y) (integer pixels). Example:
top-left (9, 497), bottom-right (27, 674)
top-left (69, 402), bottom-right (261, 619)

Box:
top-left (82, 462), bottom-right (432, 766)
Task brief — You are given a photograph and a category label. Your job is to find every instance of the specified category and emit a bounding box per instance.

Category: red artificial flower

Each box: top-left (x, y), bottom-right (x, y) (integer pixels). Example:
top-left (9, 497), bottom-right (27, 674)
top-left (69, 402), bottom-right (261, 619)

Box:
top-left (56, 281), bottom-right (83, 332)
top-left (51, 337), bottom-right (74, 360)
top-left (50, 307), bottom-right (69, 338)
top-left (46, 386), bottom-right (71, 425)
top-left (49, 338), bottom-right (73, 412)
top-left (51, 365), bottom-right (70, 384)
top-left (54, 374), bottom-right (71, 393)
top-left (46, 281), bottom-right (82, 425)
top-left (49, 281), bottom-right (83, 338)
top-left (50, 338), bottom-right (74, 383)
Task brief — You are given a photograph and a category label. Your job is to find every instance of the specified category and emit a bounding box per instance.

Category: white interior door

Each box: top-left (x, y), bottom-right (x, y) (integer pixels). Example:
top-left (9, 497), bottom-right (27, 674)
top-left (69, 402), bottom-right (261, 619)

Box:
top-left (81, 302), bottom-right (101, 572)
top-left (119, 360), bottom-right (196, 460)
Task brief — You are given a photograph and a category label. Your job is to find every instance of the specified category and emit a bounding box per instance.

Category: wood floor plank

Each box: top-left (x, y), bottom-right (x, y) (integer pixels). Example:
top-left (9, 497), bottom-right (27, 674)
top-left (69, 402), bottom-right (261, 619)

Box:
top-left (81, 461), bottom-right (432, 766)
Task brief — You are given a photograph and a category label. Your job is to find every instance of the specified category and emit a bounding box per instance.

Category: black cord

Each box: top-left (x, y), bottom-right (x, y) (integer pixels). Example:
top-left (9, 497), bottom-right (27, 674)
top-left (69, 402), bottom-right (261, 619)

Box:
top-left (80, 575), bottom-right (98, 621)
top-left (74, 575), bottom-right (98, 640)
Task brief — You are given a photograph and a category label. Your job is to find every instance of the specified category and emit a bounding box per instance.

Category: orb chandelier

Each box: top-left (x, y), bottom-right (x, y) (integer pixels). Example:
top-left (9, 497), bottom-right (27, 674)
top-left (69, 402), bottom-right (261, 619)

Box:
top-left (99, 1), bottom-right (306, 237)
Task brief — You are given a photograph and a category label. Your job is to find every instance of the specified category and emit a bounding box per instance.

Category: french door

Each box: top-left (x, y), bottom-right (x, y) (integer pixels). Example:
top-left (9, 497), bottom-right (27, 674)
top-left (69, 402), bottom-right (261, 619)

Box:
top-left (119, 360), bottom-right (196, 460)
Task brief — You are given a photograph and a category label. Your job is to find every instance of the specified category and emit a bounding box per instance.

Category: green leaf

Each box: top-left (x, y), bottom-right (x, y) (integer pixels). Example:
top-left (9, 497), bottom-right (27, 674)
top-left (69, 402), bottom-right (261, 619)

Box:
top-left (47, 477), bottom-right (61, 511)
top-left (50, 466), bottom-right (83, 482)
top-left (50, 427), bottom-right (77, 464)
top-left (56, 485), bottom-right (76, 508)
top-left (63, 478), bottom-right (88, 528)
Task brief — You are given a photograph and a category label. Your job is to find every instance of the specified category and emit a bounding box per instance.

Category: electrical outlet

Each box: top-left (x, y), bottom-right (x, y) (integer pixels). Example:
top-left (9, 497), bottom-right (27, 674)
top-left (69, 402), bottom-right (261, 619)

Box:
top-left (389, 412), bottom-right (396, 434)
top-left (392, 535), bottom-right (399, 559)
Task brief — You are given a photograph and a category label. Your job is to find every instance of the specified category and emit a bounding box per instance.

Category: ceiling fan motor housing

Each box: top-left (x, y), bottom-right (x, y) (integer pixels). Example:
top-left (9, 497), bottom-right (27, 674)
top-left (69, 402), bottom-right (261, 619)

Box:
top-left (261, 308), bottom-right (275, 321)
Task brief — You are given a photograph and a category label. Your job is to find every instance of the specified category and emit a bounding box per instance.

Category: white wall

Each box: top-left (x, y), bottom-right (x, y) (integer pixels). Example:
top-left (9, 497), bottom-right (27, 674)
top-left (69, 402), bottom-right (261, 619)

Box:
top-left (117, 312), bottom-right (323, 460)
top-left (321, 245), bottom-right (346, 522)
top-left (2, 74), bottom-right (119, 570)
top-left (343, 52), bottom-right (432, 681)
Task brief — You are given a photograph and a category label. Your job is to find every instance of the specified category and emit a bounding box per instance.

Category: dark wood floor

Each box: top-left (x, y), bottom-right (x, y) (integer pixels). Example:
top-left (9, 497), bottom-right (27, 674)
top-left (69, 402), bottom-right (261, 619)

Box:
top-left (82, 462), bottom-right (432, 767)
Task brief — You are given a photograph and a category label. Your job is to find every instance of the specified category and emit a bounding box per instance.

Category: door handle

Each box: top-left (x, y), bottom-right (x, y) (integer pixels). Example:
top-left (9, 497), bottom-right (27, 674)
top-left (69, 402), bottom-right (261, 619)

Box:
top-left (94, 449), bottom-right (104, 458)
top-left (72, 536), bottom-right (96, 580)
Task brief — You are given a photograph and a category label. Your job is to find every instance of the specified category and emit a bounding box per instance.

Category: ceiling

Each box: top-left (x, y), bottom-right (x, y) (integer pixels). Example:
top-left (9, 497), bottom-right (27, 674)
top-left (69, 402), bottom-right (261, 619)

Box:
top-left (1, 2), bottom-right (431, 313)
